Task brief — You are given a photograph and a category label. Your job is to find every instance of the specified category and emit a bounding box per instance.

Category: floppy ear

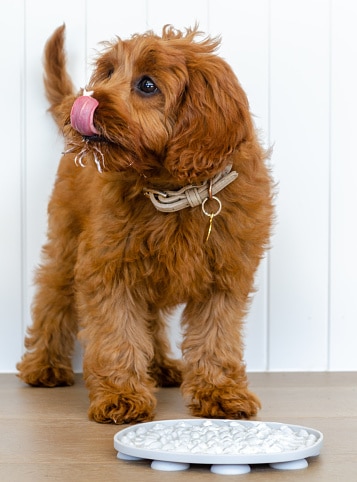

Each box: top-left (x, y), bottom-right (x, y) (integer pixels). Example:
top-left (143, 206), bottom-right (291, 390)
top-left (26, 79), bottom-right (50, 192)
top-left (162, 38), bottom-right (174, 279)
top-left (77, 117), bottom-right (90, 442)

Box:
top-left (164, 54), bottom-right (253, 182)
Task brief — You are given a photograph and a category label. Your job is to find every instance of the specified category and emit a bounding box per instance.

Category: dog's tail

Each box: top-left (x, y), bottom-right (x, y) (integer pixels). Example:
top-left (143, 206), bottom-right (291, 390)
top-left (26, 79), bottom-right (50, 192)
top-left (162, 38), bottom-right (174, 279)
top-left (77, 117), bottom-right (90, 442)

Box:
top-left (43, 24), bottom-right (75, 128)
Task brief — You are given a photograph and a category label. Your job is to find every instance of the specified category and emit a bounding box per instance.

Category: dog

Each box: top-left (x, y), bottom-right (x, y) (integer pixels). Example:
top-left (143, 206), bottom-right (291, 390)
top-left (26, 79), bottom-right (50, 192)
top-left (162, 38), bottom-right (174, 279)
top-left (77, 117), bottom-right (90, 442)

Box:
top-left (17, 25), bottom-right (273, 424)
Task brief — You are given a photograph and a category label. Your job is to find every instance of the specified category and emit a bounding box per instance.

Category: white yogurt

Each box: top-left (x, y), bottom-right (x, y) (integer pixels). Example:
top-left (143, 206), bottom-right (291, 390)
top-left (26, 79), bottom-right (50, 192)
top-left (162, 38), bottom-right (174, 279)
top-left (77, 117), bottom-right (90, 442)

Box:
top-left (120, 420), bottom-right (317, 456)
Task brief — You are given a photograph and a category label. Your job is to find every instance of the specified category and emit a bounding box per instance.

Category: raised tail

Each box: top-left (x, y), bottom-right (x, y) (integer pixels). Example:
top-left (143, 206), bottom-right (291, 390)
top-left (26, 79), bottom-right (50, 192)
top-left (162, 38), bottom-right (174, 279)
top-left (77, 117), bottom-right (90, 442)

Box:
top-left (43, 25), bottom-right (76, 129)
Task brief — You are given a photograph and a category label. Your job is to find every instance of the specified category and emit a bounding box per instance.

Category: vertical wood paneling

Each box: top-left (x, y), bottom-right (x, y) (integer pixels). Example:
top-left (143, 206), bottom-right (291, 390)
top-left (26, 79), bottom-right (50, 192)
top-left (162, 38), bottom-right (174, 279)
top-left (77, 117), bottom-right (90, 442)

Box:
top-left (209, 0), bottom-right (270, 371)
top-left (24, 0), bottom-right (86, 372)
top-left (86, 0), bottom-right (147, 50)
top-left (2, 0), bottom-right (357, 373)
top-left (147, 0), bottom-right (208, 33)
top-left (0, 1), bottom-right (24, 371)
top-left (208, 0), bottom-right (270, 135)
top-left (330, 0), bottom-right (357, 370)
top-left (268, 0), bottom-right (330, 370)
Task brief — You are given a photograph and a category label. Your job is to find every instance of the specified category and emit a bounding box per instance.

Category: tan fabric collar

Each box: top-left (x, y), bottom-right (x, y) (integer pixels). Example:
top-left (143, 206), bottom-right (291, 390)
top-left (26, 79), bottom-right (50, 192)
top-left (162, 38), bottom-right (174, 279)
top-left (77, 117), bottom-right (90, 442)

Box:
top-left (143, 164), bottom-right (238, 213)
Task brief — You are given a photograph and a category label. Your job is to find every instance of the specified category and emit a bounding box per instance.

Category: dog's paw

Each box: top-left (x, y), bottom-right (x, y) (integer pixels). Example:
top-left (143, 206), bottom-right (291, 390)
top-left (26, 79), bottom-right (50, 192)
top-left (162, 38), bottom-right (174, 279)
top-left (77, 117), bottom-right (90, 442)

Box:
top-left (184, 385), bottom-right (261, 419)
top-left (88, 389), bottom-right (157, 424)
top-left (16, 361), bottom-right (74, 387)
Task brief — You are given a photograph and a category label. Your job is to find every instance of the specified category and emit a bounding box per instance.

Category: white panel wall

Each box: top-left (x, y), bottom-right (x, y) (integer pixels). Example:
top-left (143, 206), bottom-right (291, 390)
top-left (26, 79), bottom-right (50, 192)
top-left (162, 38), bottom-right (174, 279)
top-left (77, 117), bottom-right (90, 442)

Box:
top-left (269, 0), bottom-right (331, 370)
top-left (0, 0), bottom-right (24, 372)
top-left (330, 0), bottom-right (357, 370)
top-left (1, 0), bottom-right (356, 373)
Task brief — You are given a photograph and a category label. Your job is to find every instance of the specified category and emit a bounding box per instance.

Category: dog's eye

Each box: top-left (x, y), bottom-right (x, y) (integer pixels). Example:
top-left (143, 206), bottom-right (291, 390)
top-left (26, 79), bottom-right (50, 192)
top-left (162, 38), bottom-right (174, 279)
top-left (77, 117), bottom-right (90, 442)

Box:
top-left (107, 67), bottom-right (114, 79)
top-left (136, 77), bottom-right (159, 96)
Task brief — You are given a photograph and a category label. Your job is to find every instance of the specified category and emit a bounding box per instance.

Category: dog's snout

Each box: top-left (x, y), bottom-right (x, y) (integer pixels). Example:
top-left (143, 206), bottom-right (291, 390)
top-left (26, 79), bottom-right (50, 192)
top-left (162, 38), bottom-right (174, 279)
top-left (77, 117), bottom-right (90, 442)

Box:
top-left (70, 95), bottom-right (99, 137)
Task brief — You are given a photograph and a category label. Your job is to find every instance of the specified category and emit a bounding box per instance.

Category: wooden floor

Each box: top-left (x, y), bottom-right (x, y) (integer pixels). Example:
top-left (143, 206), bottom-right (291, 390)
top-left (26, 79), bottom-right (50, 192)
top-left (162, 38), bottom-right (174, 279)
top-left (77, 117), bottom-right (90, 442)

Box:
top-left (1, 372), bottom-right (356, 481)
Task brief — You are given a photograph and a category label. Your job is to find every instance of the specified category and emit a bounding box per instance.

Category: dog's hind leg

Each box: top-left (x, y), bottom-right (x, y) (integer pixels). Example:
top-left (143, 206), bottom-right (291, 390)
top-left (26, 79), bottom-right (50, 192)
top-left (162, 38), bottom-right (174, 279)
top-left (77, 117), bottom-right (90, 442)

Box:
top-left (16, 262), bottom-right (77, 387)
top-left (17, 172), bottom-right (79, 387)
top-left (16, 249), bottom-right (78, 387)
top-left (148, 307), bottom-right (183, 387)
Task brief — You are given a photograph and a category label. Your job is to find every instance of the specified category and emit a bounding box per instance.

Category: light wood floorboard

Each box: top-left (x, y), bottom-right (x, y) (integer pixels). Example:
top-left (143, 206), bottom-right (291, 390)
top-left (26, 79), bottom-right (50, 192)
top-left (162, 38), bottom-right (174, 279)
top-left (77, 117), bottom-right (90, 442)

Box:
top-left (1, 372), bottom-right (356, 481)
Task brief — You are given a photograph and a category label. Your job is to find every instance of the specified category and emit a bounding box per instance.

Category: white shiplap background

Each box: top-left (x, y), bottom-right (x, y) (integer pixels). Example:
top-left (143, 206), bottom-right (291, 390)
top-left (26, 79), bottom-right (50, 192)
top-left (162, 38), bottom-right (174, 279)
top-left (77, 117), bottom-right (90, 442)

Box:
top-left (1, 0), bottom-right (356, 373)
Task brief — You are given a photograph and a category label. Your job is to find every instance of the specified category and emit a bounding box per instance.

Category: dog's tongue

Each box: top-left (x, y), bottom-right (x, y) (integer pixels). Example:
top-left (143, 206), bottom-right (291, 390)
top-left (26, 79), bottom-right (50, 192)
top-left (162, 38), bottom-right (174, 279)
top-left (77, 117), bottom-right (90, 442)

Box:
top-left (70, 95), bottom-right (99, 136)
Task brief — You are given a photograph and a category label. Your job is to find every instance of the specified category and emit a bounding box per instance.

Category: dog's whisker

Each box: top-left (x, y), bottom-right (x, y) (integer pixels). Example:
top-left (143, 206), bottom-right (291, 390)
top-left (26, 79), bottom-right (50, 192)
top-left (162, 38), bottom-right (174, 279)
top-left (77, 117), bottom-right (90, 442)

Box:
top-left (74, 148), bottom-right (88, 168)
top-left (92, 145), bottom-right (105, 173)
top-left (93, 153), bottom-right (102, 173)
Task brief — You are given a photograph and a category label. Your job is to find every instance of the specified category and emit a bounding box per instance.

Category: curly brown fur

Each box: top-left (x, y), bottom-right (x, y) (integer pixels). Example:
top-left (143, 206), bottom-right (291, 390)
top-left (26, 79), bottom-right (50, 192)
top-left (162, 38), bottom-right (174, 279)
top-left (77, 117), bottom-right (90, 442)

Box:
top-left (17, 24), bottom-right (273, 424)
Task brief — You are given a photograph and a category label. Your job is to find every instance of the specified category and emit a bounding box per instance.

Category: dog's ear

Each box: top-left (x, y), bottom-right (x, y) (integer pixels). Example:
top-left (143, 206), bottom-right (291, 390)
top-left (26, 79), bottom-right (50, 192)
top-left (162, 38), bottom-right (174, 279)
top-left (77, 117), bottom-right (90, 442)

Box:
top-left (164, 52), bottom-right (253, 182)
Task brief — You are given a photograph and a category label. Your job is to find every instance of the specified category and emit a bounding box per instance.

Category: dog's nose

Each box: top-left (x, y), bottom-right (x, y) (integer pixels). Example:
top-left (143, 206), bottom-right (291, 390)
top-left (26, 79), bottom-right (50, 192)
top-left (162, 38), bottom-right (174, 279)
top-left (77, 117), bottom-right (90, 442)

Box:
top-left (70, 95), bottom-right (99, 136)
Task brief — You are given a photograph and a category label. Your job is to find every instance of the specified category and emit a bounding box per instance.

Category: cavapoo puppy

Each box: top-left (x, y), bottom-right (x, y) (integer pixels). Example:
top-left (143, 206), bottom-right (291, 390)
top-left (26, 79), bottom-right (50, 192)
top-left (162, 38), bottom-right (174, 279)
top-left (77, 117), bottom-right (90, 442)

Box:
top-left (17, 25), bottom-right (273, 424)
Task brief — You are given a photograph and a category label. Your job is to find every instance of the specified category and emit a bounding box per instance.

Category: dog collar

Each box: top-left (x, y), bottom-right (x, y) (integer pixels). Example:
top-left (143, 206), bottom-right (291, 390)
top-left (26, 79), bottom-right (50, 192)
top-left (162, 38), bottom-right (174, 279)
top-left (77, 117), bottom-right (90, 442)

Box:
top-left (143, 164), bottom-right (238, 213)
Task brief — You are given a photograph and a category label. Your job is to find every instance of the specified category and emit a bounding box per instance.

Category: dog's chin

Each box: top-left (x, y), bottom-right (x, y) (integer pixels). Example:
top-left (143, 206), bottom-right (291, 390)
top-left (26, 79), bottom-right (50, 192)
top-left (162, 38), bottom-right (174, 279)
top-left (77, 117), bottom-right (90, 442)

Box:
top-left (82, 134), bottom-right (108, 143)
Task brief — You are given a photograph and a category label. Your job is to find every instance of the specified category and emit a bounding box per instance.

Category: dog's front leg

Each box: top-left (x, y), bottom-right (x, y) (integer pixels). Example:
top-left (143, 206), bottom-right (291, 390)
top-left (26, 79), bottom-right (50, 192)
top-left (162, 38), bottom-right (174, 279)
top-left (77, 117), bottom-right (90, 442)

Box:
top-left (77, 283), bottom-right (157, 424)
top-left (181, 291), bottom-right (261, 419)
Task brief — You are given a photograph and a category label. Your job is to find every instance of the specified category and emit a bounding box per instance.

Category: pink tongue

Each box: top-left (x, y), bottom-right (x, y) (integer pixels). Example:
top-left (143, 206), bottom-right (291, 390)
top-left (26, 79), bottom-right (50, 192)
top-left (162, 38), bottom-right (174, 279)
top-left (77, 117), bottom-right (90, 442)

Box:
top-left (70, 95), bottom-right (99, 136)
